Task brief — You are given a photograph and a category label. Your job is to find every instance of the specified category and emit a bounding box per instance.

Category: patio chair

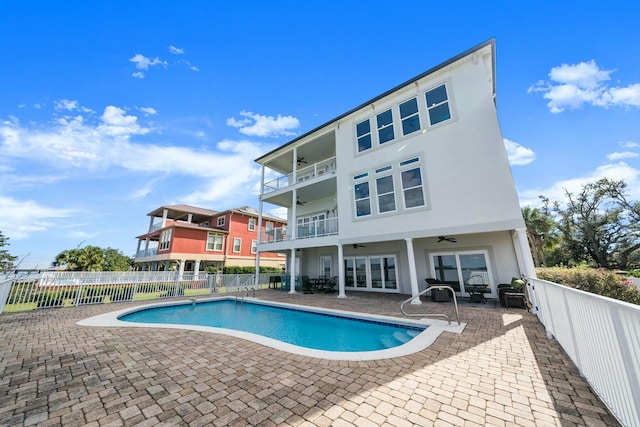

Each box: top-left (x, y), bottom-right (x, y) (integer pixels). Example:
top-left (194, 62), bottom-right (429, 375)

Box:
top-left (302, 275), bottom-right (313, 294)
top-left (498, 277), bottom-right (527, 309)
top-left (425, 278), bottom-right (451, 302)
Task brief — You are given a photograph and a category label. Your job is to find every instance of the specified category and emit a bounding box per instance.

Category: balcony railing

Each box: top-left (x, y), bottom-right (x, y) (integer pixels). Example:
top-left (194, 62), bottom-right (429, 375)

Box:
top-left (261, 227), bottom-right (288, 243)
top-left (262, 156), bottom-right (336, 194)
top-left (260, 217), bottom-right (339, 244)
top-left (136, 248), bottom-right (158, 258)
top-left (297, 217), bottom-right (338, 239)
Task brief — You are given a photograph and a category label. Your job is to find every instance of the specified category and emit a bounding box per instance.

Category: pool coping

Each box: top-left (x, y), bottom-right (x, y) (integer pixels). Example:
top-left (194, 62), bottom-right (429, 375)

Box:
top-left (77, 296), bottom-right (466, 361)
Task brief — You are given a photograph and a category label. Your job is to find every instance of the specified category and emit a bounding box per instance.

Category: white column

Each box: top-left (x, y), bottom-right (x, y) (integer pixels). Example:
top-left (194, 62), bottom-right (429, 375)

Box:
top-left (187, 213), bottom-right (193, 223)
top-left (514, 228), bottom-right (538, 314)
top-left (148, 216), bottom-right (154, 233)
top-left (178, 260), bottom-right (185, 281)
top-left (406, 238), bottom-right (422, 305)
top-left (337, 244), bottom-right (346, 298)
top-left (162, 209), bottom-right (168, 228)
top-left (289, 249), bottom-right (297, 294)
top-left (255, 165), bottom-right (265, 286)
top-left (291, 189), bottom-right (297, 240)
top-left (194, 260), bottom-right (200, 279)
top-left (136, 239), bottom-right (142, 257)
top-left (144, 238), bottom-right (150, 254)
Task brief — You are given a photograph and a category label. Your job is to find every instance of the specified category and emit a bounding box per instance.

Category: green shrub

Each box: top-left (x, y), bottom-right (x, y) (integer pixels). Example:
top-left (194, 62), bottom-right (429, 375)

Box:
top-left (536, 267), bottom-right (640, 305)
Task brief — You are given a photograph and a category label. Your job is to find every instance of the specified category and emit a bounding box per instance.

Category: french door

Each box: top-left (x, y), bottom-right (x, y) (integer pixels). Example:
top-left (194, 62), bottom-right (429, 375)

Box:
top-left (344, 255), bottom-right (398, 291)
top-left (430, 250), bottom-right (494, 295)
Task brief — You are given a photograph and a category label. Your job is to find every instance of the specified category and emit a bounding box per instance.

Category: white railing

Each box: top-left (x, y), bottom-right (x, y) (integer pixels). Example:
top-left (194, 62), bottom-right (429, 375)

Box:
top-left (0, 272), bottom-right (280, 313)
top-left (297, 217), bottom-right (338, 239)
top-left (262, 156), bottom-right (337, 194)
top-left (136, 248), bottom-right (158, 258)
top-left (530, 277), bottom-right (640, 427)
top-left (261, 226), bottom-right (288, 243)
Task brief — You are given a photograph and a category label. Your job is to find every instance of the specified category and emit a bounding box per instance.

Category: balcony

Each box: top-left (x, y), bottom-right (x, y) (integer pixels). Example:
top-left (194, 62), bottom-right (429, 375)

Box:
top-left (260, 217), bottom-right (339, 244)
top-left (136, 248), bottom-right (158, 258)
top-left (263, 157), bottom-right (336, 195)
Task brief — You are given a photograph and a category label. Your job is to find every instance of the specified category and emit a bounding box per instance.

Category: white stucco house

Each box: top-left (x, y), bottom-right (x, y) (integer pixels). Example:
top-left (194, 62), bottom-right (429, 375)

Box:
top-left (254, 39), bottom-right (536, 302)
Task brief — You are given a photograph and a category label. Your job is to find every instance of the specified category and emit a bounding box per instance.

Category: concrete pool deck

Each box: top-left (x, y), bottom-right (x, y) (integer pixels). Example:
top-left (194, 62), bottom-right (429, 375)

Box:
top-left (0, 290), bottom-right (620, 426)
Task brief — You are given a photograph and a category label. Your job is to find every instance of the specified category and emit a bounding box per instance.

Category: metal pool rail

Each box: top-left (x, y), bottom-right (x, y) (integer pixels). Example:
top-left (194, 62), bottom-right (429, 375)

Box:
top-left (400, 285), bottom-right (460, 325)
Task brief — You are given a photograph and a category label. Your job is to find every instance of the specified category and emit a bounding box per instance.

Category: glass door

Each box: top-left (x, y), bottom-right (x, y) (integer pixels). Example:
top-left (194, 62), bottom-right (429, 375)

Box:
top-left (431, 250), bottom-right (493, 294)
top-left (344, 255), bottom-right (398, 291)
top-left (320, 256), bottom-right (332, 278)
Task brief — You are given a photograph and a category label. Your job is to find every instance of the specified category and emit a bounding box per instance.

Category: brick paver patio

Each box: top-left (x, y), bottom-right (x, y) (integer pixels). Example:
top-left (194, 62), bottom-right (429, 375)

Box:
top-left (0, 290), bottom-right (620, 426)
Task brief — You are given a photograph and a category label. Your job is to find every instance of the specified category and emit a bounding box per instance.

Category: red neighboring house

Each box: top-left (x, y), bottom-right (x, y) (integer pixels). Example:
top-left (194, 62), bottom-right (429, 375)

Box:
top-left (134, 205), bottom-right (287, 273)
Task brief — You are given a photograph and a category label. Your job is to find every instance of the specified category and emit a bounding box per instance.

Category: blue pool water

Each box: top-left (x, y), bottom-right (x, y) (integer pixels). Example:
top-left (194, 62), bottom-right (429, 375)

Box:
top-left (119, 300), bottom-right (425, 352)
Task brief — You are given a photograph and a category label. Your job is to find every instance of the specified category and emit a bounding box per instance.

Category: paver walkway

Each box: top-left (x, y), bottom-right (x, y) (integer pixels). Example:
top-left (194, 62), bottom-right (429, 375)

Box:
top-left (0, 290), bottom-right (620, 426)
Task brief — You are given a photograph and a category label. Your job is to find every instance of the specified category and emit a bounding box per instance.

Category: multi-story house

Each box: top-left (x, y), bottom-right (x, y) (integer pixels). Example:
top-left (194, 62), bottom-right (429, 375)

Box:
top-left (134, 205), bottom-right (287, 273)
top-left (254, 39), bottom-right (536, 301)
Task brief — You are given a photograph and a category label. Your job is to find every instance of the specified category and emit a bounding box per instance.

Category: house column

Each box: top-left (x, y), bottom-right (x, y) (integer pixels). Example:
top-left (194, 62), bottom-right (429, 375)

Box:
top-left (144, 238), bottom-right (150, 255)
top-left (164, 261), bottom-right (170, 271)
top-left (337, 244), bottom-right (346, 298)
top-left (194, 260), bottom-right (201, 279)
top-left (513, 228), bottom-right (538, 314)
top-left (148, 215), bottom-right (154, 233)
top-left (255, 165), bottom-right (265, 286)
top-left (405, 238), bottom-right (422, 305)
top-left (288, 249), bottom-right (297, 294)
top-left (136, 239), bottom-right (142, 257)
top-left (162, 209), bottom-right (168, 228)
top-left (178, 260), bottom-right (185, 281)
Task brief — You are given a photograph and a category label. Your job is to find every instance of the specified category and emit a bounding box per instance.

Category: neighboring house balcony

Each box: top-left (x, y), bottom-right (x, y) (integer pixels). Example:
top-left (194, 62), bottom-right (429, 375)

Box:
top-left (262, 156), bottom-right (336, 195)
top-left (136, 248), bottom-right (158, 258)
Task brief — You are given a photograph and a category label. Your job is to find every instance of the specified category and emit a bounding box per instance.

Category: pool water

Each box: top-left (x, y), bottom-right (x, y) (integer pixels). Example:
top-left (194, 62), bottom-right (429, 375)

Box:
top-left (119, 300), bottom-right (425, 352)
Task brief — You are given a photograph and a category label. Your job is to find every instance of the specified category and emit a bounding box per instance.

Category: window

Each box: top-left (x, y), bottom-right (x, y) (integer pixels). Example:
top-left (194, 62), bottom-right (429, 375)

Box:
top-left (356, 119), bottom-right (372, 152)
top-left (354, 181), bottom-right (371, 217)
top-left (399, 97), bottom-right (420, 135)
top-left (376, 175), bottom-right (396, 213)
top-left (265, 221), bottom-right (273, 230)
top-left (344, 255), bottom-right (397, 291)
top-left (376, 109), bottom-right (394, 144)
top-left (248, 217), bottom-right (255, 231)
top-left (401, 167), bottom-right (425, 208)
top-left (217, 216), bottom-right (225, 227)
top-left (233, 238), bottom-right (241, 252)
top-left (159, 229), bottom-right (172, 251)
top-left (425, 84), bottom-right (451, 125)
top-left (251, 240), bottom-right (257, 254)
top-left (206, 232), bottom-right (223, 251)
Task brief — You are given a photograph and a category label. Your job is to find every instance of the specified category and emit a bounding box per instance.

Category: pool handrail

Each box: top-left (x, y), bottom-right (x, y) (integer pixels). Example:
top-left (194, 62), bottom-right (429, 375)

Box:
top-left (400, 286), bottom-right (460, 325)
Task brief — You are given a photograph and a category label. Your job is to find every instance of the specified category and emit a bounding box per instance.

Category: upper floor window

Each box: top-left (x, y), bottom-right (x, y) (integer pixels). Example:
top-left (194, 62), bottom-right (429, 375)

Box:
top-left (217, 216), bottom-right (225, 227)
top-left (248, 217), bottom-right (256, 231)
top-left (233, 238), bottom-right (241, 253)
top-left (251, 240), bottom-right (257, 254)
top-left (354, 180), bottom-right (371, 218)
top-left (376, 175), bottom-right (396, 213)
top-left (356, 119), bottom-right (372, 152)
top-left (399, 98), bottom-right (420, 135)
top-left (206, 232), bottom-right (223, 251)
top-left (376, 109), bottom-right (394, 144)
top-left (159, 229), bottom-right (172, 251)
top-left (400, 165), bottom-right (425, 208)
top-left (425, 84), bottom-right (451, 125)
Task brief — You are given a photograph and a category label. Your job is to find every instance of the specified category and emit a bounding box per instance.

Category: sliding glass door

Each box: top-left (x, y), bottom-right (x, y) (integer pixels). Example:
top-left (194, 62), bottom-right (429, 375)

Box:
top-left (431, 250), bottom-right (494, 294)
top-left (344, 255), bottom-right (398, 291)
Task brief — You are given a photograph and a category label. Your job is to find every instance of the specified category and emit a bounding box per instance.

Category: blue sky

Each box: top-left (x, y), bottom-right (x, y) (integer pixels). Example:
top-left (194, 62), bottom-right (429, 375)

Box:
top-left (1, 1), bottom-right (639, 269)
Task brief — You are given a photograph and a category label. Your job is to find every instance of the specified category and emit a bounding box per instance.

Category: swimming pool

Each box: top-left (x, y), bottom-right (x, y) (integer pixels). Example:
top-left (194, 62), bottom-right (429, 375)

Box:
top-left (119, 299), bottom-right (423, 352)
top-left (78, 297), bottom-right (465, 360)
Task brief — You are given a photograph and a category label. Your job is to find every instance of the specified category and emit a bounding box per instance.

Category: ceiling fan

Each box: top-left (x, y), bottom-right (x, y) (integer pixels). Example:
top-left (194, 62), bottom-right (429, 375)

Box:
top-left (352, 244), bottom-right (366, 249)
top-left (296, 199), bottom-right (306, 206)
top-left (296, 156), bottom-right (307, 165)
top-left (437, 236), bottom-right (457, 243)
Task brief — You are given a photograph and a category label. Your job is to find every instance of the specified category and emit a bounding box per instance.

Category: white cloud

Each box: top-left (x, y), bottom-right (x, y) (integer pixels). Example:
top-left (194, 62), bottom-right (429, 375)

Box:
top-left (54, 99), bottom-right (93, 113)
top-left (519, 162), bottom-right (640, 207)
top-left (529, 60), bottom-right (640, 113)
top-left (621, 141), bottom-right (640, 149)
top-left (138, 106), bottom-right (158, 116)
top-left (99, 106), bottom-right (152, 137)
top-left (0, 195), bottom-right (73, 240)
top-left (226, 110), bottom-right (300, 137)
top-left (607, 151), bottom-right (639, 161)
top-left (504, 138), bottom-right (536, 166)
top-left (168, 45), bottom-right (184, 55)
top-left (129, 53), bottom-right (167, 78)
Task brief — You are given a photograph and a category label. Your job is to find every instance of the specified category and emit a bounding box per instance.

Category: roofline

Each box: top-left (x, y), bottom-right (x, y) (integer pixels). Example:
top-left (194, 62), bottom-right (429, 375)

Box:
top-left (255, 38), bottom-right (495, 163)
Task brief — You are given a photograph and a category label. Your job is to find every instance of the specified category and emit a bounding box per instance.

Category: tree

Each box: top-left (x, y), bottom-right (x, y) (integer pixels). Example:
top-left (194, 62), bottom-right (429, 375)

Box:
top-left (552, 179), bottom-right (640, 269)
top-left (0, 230), bottom-right (18, 273)
top-left (103, 248), bottom-right (134, 271)
top-left (522, 199), bottom-right (559, 266)
top-left (53, 245), bottom-right (133, 271)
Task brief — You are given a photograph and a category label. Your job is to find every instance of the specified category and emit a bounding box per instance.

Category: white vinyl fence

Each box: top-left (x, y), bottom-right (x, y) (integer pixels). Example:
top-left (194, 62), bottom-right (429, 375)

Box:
top-left (0, 271), bottom-right (273, 313)
top-left (530, 277), bottom-right (640, 427)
